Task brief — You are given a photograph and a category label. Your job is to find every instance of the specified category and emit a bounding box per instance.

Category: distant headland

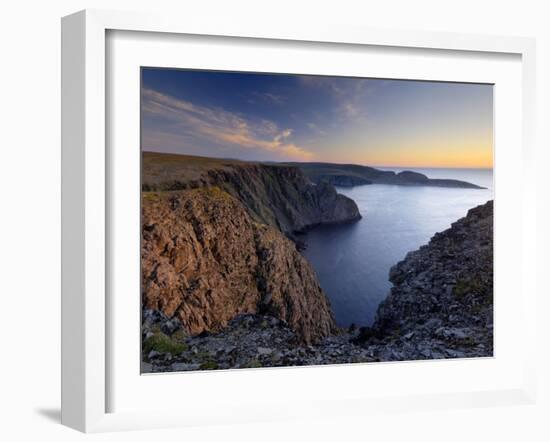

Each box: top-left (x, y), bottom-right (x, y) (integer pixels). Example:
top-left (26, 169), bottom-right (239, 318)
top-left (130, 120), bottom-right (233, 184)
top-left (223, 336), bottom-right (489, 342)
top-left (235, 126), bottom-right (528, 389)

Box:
top-left (282, 161), bottom-right (486, 189)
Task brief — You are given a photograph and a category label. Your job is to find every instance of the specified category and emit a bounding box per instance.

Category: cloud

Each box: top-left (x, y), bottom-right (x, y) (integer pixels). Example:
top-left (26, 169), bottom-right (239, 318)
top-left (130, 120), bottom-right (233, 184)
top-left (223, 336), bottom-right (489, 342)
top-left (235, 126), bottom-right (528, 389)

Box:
top-left (298, 76), bottom-right (346, 97)
top-left (274, 128), bottom-right (292, 142)
top-left (299, 75), bottom-right (369, 122)
top-left (250, 91), bottom-right (286, 105)
top-left (341, 102), bottom-right (359, 118)
top-left (142, 88), bottom-right (314, 161)
top-left (306, 122), bottom-right (326, 135)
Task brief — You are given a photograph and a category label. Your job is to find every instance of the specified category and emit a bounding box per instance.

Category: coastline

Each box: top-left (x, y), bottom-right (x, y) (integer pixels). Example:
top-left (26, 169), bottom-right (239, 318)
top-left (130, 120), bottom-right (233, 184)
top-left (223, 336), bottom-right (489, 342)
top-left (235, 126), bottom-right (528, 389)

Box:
top-left (143, 200), bottom-right (493, 372)
top-left (140, 152), bottom-right (493, 371)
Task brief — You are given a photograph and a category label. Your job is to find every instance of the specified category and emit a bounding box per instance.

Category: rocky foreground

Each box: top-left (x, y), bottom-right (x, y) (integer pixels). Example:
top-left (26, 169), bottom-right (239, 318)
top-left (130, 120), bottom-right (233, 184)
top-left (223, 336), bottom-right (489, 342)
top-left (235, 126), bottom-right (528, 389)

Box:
top-left (142, 200), bottom-right (493, 372)
top-left (142, 312), bottom-right (370, 372)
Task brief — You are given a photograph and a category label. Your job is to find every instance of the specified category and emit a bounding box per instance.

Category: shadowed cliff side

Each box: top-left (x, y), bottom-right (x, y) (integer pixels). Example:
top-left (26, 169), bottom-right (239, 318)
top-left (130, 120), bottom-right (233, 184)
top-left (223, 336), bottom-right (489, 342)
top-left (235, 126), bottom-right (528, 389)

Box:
top-left (142, 187), bottom-right (337, 344)
top-left (142, 152), bottom-right (361, 234)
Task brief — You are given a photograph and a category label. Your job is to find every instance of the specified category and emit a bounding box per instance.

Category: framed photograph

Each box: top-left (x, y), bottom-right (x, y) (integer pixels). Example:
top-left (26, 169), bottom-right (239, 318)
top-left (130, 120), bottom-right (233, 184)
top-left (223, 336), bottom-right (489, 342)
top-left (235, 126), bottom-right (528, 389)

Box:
top-left (61, 9), bottom-right (537, 432)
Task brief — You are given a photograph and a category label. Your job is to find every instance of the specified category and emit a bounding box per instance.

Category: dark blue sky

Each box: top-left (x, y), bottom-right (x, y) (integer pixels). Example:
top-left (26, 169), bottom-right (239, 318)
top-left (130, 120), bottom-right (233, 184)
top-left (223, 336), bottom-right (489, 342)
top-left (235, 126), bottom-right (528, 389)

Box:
top-left (141, 68), bottom-right (493, 168)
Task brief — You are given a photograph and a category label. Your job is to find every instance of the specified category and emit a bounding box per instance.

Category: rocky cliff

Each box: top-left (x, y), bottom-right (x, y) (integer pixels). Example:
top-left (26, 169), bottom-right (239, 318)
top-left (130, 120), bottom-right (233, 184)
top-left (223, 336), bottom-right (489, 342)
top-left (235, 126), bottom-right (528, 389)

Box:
top-left (142, 187), bottom-right (337, 344)
top-left (142, 152), bottom-right (361, 234)
top-left (143, 200), bottom-right (494, 371)
top-left (355, 200), bottom-right (494, 360)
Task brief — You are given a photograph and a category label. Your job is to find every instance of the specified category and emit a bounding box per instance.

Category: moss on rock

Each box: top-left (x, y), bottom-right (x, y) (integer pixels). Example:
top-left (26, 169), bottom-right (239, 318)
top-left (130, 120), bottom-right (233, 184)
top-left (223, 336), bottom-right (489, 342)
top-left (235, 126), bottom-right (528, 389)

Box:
top-left (143, 332), bottom-right (187, 355)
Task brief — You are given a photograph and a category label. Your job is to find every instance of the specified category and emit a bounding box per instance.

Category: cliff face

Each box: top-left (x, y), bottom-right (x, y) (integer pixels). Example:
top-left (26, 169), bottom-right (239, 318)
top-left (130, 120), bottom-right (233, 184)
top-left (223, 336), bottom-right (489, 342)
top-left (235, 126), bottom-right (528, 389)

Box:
top-left (142, 152), bottom-right (361, 233)
top-left (141, 187), bottom-right (337, 344)
top-left (356, 200), bottom-right (494, 360)
top-left (205, 165), bottom-right (361, 233)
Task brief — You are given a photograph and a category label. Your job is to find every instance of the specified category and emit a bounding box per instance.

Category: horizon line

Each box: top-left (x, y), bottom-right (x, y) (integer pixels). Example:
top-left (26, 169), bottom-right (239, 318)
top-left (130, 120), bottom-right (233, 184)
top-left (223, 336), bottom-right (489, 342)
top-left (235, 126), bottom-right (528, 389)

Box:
top-left (142, 150), bottom-right (493, 170)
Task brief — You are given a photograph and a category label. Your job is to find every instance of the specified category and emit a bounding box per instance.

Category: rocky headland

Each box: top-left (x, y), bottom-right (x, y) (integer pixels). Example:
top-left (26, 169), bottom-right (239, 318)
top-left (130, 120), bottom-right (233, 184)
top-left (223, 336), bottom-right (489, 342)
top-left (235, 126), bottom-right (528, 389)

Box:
top-left (142, 152), bottom-right (361, 234)
top-left (283, 161), bottom-right (486, 189)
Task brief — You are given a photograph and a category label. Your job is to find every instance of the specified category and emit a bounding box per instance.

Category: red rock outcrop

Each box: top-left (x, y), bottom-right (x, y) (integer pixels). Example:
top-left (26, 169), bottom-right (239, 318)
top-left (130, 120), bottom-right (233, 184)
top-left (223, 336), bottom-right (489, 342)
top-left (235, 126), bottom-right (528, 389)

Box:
top-left (142, 187), bottom-right (337, 344)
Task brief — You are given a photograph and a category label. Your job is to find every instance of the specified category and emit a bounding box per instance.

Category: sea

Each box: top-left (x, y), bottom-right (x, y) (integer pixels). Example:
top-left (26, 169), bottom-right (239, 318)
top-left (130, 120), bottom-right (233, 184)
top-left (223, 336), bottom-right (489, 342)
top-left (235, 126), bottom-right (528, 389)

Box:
top-left (301, 168), bottom-right (494, 328)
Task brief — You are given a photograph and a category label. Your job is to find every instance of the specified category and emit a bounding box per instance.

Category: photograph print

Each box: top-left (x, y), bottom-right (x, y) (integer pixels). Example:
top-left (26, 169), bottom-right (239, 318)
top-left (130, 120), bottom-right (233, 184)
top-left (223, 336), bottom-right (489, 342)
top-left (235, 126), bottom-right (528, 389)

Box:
top-left (140, 68), bottom-right (493, 373)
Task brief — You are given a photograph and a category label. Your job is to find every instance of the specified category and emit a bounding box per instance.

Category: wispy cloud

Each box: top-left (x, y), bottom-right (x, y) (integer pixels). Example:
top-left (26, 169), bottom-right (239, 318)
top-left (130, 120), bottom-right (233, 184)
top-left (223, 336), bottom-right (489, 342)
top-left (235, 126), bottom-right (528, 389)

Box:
top-left (249, 91), bottom-right (286, 105)
top-left (298, 76), bottom-right (346, 97)
top-left (299, 76), bottom-right (369, 122)
top-left (307, 122), bottom-right (326, 135)
top-left (142, 88), bottom-right (314, 161)
top-left (341, 102), bottom-right (360, 118)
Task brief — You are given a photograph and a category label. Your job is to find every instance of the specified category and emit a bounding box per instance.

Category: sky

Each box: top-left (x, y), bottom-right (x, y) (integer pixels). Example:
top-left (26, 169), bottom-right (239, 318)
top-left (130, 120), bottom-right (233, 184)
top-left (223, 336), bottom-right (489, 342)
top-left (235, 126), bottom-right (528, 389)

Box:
top-left (141, 68), bottom-right (493, 169)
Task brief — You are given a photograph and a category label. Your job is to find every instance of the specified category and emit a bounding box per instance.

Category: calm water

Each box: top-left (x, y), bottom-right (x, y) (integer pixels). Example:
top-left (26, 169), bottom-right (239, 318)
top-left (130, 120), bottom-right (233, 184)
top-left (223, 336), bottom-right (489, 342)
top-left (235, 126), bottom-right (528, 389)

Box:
top-left (302, 168), bottom-right (493, 327)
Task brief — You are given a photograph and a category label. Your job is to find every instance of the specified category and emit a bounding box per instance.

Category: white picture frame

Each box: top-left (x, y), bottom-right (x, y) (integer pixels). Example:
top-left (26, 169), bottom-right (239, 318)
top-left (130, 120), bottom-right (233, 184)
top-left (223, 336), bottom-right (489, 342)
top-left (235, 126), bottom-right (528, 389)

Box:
top-left (61, 9), bottom-right (537, 433)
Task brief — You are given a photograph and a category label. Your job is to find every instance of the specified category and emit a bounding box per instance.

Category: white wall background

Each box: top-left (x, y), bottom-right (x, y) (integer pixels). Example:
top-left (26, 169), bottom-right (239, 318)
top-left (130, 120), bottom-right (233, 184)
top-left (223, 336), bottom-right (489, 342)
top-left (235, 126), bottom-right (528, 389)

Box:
top-left (0, 1), bottom-right (547, 441)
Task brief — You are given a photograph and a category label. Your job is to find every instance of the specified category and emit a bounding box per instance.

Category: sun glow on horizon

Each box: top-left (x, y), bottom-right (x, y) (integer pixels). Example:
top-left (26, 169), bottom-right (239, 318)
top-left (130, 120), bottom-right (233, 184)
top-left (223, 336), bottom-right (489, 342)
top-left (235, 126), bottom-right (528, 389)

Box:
top-left (344, 141), bottom-right (494, 169)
